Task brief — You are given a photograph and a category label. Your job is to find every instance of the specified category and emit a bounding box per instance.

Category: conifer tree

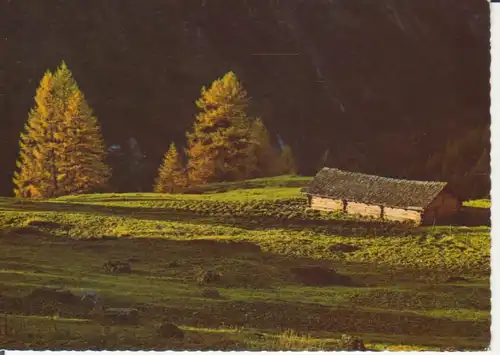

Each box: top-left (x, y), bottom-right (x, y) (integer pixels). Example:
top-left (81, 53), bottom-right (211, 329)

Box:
top-left (278, 144), bottom-right (297, 175)
top-left (154, 143), bottom-right (187, 193)
top-left (318, 148), bottom-right (330, 169)
top-left (57, 89), bottom-right (110, 195)
top-left (250, 118), bottom-right (280, 177)
top-left (13, 61), bottom-right (110, 198)
top-left (13, 71), bottom-right (56, 198)
top-left (468, 148), bottom-right (490, 198)
top-left (185, 72), bottom-right (256, 184)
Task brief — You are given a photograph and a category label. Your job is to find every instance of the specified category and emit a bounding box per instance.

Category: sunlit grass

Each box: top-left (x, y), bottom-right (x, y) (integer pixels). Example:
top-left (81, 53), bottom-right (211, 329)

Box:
top-left (463, 199), bottom-right (491, 208)
top-left (0, 176), bottom-right (491, 350)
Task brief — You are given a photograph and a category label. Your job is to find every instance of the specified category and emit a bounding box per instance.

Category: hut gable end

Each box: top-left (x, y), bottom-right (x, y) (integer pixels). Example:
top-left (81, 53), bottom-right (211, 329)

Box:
top-left (421, 190), bottom-right (461, 224)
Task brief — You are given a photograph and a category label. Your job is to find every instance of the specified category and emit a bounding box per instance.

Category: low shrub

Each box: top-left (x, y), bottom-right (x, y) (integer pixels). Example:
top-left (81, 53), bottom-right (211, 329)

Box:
top-left (339, 334), bottom-right (366, 351)
top-left (196, 269), bottom-right (222, 285)
top-left (102, 261), bottom-right (131, 274)
top-left (168, 260), bottom-right (181, 268)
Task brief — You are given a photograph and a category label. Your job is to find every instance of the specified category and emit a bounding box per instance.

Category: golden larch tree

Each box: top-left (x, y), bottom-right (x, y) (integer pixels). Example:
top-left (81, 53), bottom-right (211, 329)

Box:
top-left (185, 72), bottom-right (257, 185)
top-left (13, 61), bottom-right (110, 198)
top-left (13, 70), bottom-right (59, 198)
top-left (154, 142), bottom-right (187, 193)
top-left (57, 89), bottom-right (111, 195)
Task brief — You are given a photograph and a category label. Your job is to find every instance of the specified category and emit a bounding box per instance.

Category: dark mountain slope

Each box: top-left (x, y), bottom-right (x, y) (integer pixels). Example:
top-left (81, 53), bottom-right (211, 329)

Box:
top-left (0, 0), bottom-right (490, 196)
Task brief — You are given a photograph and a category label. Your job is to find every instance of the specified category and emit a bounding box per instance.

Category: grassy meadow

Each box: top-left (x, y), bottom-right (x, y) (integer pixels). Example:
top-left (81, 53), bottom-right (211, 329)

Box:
top-left (0, 176), bottom-right (491, 350)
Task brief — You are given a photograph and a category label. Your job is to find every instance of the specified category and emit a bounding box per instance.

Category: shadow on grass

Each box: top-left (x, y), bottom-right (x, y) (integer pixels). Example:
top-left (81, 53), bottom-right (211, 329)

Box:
top-left (0, 199), bottom-right (413, 237)
top-left (0, 232), bottom-right (359, 288)
top-left (456, 206), bottom-right (491, 227)
top-left (141, 298), bottom-right (490, 342)
top-left (0, 233), bottom-right (490, 350)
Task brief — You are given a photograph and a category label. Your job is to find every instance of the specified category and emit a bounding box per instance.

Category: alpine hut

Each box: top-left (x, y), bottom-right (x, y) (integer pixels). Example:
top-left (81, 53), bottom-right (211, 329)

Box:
top-left (301, 168), bottom-right (461, 225)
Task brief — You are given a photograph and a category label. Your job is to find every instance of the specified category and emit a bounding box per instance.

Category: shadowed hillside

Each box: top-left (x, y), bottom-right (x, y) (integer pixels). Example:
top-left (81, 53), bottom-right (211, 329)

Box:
top-left (0, 0), bottom-right (490, 195)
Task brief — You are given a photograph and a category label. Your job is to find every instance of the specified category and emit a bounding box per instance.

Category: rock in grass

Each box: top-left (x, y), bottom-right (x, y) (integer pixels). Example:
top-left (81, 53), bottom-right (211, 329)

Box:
top-left (196, 269), bottom-right (221, 285)
top-left (81, 290), bottom-right (101, 306)
top-left (157, 322), bottom-right (184, 339)
top-left (201, 288), bottom-right (221, 299)
top-left (340, 334), bottom-right (366, 351)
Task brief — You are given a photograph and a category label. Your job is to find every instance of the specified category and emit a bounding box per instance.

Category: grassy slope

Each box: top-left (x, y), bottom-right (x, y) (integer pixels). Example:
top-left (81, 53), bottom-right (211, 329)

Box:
top-left (0, 176), bottom-right (491, 350)
top-left (463, 199), bottom-right (491, 208)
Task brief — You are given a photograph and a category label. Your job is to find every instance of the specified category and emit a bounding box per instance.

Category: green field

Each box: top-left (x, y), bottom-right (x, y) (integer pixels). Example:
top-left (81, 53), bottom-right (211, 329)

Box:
top-left (463, 199), bottom-right (491, 209)
top-left (0, 176), bottom-right (491, 350)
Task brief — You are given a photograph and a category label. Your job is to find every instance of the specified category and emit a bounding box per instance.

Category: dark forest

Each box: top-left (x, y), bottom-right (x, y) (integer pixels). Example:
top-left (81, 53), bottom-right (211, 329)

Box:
top-left (0, 0), bottom-right (490, 198)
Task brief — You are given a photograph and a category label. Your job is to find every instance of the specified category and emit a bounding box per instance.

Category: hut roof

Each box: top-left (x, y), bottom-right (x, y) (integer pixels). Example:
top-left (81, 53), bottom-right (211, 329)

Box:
top-left (301, 168), bottom-right (449, 210)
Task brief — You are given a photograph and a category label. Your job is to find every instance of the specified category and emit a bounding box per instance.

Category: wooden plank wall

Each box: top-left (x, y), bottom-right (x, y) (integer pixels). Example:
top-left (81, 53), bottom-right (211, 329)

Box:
top-left (437, 193), bottom-right (461, 217)
top-left (309, 195), bottom-right (428, 225)
top-left (310, 196), bottom-right (343, 212)
top-left (422, 191), bottom-right (461, 224)
top-left (384, 207), bottom-right (422, 224)
top-left (346, 201), bottom-right (381, 218)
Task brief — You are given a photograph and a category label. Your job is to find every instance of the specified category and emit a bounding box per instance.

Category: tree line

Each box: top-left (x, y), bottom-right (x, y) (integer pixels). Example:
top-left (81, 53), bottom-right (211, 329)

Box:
top-left (419, 126), bottom-right (490, 199)
top-left (12, 62), bottom-right (490, 200)
top-left (13, 62), bottom-right (297, 198)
